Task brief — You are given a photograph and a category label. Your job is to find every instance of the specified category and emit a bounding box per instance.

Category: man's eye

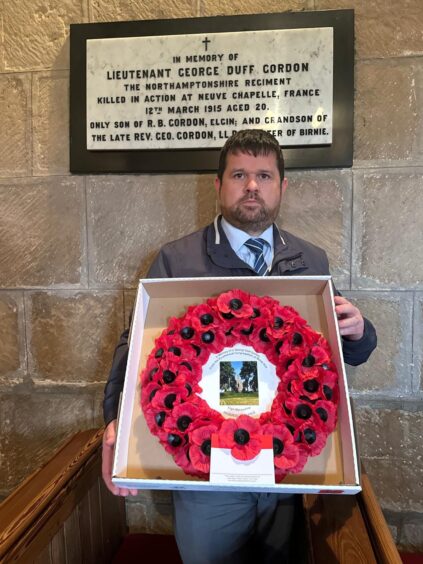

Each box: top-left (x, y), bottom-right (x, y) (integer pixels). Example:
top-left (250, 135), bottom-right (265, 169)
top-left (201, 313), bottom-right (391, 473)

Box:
top-left (233, 172), bottom-right (244, 179)
top-left (259, 173), bottom-right (270, 180)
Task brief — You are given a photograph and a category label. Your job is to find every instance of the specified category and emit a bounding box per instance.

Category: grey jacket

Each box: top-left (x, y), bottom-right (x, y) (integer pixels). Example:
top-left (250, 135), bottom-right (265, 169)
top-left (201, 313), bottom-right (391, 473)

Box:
top-left (103, 217), bottom-right (377, 425)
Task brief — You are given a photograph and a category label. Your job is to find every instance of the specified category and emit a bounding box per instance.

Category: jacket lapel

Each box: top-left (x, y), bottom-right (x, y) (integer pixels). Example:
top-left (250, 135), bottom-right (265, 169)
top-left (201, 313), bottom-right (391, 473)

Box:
top-left (271, 225), bottom-right (308, 275)
top-left (206, 217), bottom-right (255, 271)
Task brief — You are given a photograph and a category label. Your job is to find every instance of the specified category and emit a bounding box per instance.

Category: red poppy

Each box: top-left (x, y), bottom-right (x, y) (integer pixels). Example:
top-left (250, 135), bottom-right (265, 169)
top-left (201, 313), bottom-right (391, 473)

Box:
top-left (262, 423), bottom-right (303, 471)
top-left (198, 326), bottom-right (227, 354)
top-left (284, 444), bottom-right (308, 474)
top-left (295, 422), bottom-right (327, 456)
top-left (289, 356), bottom-right (321, 381)
top-left (321, 370), bottom-right (339, 404)
top-left (291, 374), bottom-right (321, 402)
top-left (141, 357), bottom-right (161, 386)
top-left (250, 294), bottom-right (274, 315)
top-left (190, 422), bottom-right (220, 473)
top-left (216, 289), bottom-right (253, 318)
top-left (150, 384), bottom-right (190, 411)
top-left (165, 315), bottom-right (183, 334)
top-left (314, 399), bottom-right (337, 432)
top-left (190, 303), bottom-right (219, 331)
top-left (163, 401), bottom-right (202, 434)
top-left (275, 469), bottom-right (287, 483)
top-left (174, 445), bottom-right (208, 478)
top-left (247, 316), bottom-right (275, 355)
top-left (268, 304), bottom-right (306, 335)
top-left (141, 381), bottom-right (163, 410)
top-left (144, 407), bottom-right (167, 435)
top-left (162, 430), bottom-right (187, 456)
top-left (218, 415), bottom-right (262, 461)
top-left (309, 343), bottom-right (331, 366)
top-left (276, 355), bottom-right (302, 383)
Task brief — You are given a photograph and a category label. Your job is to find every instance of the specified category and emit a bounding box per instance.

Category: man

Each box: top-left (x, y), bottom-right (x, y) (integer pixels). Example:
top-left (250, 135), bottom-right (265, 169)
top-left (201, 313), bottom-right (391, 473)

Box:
top-left (102, 129), bottom-right (376, 563)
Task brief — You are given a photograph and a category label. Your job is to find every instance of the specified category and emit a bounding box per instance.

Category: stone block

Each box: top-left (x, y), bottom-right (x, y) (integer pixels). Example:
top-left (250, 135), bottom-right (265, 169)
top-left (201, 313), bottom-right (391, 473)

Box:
top-left (280, 169), bottom-right (352, 290)
top-left (344, 292), bottom-right (413, 393)
top-left (27, 291), bottom-right (124, 384)
top-left (0, 292), bottom-right (25, 380)
top-left (354, 60), bottom-right (419, 163)
top-left (414, 294), bottom-right (423, 392)
top-left (3, 1), bottom-right (88, 71)
top-left (0, 390), bottom-right (95, 495)
top-left (315, 0), bottom-right (423, 59)
top-left (354, 406), bottom-right (423, 460)
top-left (387, 524), bottom-right (398, 545)
top-left (33, 71), bottom-right (69, 175)
top-left (87, 175), bottom-right (216, 287)
top-left (399, 516), bottom-right (423, 551)
top-left (0, 74), bottom-right (31, 177)
top-left (0, 177), bottom-right (86, 287)
top-left (93, 389), bottom-right (106, 427)
top-left (126, 499), bottom-right (174, 535)
top-left (352, 170), bottom-right (423, 289)
top-left (363, 457), bottom-right (423, 512)
top-left (127, 489), bottom-right (173, 506)
top-left (125, 501), bottom-right (148, 533)
top-left (201, 0), bottom-right (313, 16)
top-left (89, 0), bottom-right (196, 21)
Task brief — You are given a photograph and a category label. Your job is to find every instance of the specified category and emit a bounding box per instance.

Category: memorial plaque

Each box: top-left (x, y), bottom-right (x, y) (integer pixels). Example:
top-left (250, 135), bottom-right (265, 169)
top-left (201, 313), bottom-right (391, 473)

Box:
top-left (70, 10), bottom-right (354, 173)
top-left (86, 28), bottom-right (333, 150)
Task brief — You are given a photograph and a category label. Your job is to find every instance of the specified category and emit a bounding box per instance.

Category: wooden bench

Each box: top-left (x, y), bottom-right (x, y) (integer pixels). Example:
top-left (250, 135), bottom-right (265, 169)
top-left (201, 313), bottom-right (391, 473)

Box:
top-left (0, 428), bottom-right (401, 563)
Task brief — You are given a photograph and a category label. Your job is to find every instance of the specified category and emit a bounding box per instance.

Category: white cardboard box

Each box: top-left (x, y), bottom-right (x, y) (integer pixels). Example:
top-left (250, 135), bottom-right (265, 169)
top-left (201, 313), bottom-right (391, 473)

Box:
top-left (113, 276), bottom-right (361, 495)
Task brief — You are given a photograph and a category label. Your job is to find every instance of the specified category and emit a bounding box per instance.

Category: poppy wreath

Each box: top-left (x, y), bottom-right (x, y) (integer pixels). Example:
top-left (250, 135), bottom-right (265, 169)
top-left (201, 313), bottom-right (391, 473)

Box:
top-left (141, 289), bottom-right (339, 482)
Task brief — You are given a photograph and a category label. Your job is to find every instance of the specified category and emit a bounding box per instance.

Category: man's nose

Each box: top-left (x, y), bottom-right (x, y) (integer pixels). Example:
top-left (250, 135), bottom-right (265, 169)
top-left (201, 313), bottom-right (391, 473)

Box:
top-left (245, 176), bottom-right (258, 190)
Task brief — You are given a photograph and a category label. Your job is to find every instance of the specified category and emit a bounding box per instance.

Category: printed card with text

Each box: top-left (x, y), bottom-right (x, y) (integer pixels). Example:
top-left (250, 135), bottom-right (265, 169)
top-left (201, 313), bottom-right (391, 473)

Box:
top-left (209, 434), bottom-right (275, 485)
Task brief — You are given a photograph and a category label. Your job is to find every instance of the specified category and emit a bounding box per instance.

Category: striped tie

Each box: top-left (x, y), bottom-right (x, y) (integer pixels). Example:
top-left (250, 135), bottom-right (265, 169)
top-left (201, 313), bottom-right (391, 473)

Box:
top-left (244, 238), bottom-right (268, 276)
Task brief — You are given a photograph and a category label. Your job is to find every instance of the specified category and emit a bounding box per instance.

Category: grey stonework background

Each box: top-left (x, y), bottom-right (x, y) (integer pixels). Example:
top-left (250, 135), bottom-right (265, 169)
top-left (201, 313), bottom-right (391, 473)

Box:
top-left (0, 0), bottom-right (422, 552)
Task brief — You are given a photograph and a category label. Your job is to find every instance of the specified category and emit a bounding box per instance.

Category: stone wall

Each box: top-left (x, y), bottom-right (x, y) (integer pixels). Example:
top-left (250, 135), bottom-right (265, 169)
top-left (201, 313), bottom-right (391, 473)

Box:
top-left (0, 0), bottom-right (422, 552)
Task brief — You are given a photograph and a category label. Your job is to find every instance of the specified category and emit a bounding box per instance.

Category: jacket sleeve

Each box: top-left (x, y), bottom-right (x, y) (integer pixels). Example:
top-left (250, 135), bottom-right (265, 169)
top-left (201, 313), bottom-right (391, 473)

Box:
top-left (315, 252), bottom-right (377, 365)
top-left (102, 250), bottom-right (169, 425)
top-left (332, 286), bottom-right (377, 366)
top-left (341, 317), bottom-right (377, 366)
top-left (103, 325), bottom-right (130, 426)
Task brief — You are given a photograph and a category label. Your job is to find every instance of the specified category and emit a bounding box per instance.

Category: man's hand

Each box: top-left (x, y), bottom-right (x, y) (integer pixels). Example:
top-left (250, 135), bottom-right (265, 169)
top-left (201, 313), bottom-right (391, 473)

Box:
top-left (334, 296), bottom-right (364, 341)
top-left (102, 419), bottom-right (138, 496)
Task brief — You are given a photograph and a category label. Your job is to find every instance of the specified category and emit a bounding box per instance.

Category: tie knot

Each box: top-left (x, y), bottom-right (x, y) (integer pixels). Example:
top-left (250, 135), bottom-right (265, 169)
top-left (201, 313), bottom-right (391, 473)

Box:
top-left (244, 238), bottom-right (268, 276)
top-left (244, 238), bottom-right (267, 257)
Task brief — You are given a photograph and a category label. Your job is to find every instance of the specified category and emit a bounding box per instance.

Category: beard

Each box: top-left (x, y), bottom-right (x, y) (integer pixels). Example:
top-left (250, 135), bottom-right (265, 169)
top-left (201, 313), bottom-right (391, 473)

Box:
top-left (220, 194), bottom-right (280, 235)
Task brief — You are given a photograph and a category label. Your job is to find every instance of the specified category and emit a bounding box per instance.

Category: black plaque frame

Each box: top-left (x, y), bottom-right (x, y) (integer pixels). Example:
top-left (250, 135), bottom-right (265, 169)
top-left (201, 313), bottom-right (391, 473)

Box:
top-left (70, 10), bottom-right (354, 173)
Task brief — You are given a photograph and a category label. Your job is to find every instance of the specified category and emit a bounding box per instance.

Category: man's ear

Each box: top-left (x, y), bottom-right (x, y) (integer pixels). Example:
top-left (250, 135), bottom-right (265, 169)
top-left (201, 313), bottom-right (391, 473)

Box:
top-left (214, 176), bottom-right (221, 196)
top-left (281, 177), bottom-right (288, 197)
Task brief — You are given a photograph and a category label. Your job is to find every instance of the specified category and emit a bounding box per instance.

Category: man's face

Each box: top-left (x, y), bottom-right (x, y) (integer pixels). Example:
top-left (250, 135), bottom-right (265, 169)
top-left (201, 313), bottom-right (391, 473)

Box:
top-left (214, 150), bottom-right (287, 236)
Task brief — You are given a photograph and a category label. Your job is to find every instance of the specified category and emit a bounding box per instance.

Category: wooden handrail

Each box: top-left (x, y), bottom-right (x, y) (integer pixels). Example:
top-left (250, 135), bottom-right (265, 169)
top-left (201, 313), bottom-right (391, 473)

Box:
top-left (303, 492), bottom-right (378, 563)
top-left (359, 466), bottom-right (402, 564)
top-left (303, 467), bottom-right (402, 563)
top-left (0, 428), bottom-right (103, 559)
top-left (0, 427), bottom-right (126, 563)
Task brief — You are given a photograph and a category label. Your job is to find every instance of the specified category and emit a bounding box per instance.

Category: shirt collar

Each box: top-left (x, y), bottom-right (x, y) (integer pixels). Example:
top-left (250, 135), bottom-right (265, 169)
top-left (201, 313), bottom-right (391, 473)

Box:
top-left (220, 216), bottom-right (274, 253)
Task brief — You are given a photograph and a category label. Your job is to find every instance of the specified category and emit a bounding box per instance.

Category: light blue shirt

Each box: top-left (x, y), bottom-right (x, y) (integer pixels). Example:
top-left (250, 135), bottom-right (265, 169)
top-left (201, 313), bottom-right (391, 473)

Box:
top-left (220, 217), bottom-right (274, 274)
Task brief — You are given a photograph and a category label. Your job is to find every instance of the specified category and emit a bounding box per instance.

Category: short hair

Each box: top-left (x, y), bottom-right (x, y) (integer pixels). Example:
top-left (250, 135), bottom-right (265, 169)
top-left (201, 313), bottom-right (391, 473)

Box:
top-left (217, 129), bottom-right (285, 182)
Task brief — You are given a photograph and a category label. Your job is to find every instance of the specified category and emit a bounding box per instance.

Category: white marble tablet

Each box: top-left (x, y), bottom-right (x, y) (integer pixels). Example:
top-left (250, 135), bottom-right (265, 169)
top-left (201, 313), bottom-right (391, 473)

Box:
top-left (86, 27), bottom-right (333, 150)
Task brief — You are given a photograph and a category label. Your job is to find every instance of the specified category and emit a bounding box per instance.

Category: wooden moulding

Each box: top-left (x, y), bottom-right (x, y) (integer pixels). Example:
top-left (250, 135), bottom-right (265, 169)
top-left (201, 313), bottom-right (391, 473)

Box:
top-left (302, 463), bottom-right (402, 563)
top-left (303, 491), bottom-right (377, 563)
top-left (358, 465), bottom-right (402, 564)
top-left (0, 428), bottom-right (108, 561)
